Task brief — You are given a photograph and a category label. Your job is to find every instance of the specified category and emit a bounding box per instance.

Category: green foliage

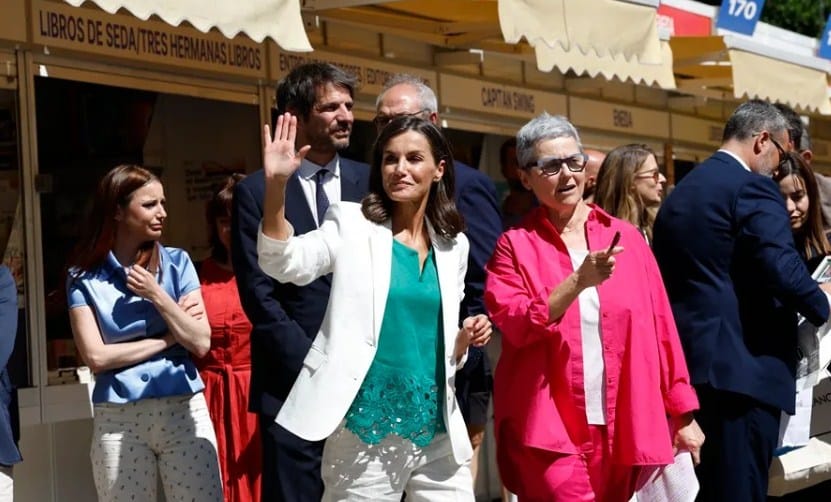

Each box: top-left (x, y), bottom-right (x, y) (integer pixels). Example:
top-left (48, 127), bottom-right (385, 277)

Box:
top-left (696, 0), bottom-right (827, 38)
top-left (760, 0), bottom-right (827, 39)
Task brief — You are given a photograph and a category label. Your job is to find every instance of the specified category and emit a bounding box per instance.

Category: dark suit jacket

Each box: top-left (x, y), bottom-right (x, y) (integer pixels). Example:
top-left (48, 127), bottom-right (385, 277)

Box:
top-left (231, 158), bottom-right (369, 417)
top-left (652, 151), bottom-right (829, 413)
top-left (453, 162), bottom-right (501, 377)
top-left (0, 266), bottom-right (21, 466)
top-left (454, 161), bottom-right (502, 320)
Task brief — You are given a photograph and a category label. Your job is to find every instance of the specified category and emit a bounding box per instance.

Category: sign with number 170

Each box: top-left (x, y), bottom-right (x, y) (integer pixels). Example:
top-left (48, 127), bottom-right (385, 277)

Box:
top-left (716, 0), bottom-right (765, 35)
top-left (819, 15), bottom-right (831, 60)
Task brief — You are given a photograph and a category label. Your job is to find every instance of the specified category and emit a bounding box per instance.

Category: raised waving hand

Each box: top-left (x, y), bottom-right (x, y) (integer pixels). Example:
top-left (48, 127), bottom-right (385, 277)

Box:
top-left (263, 112), bottom-right (311, 181)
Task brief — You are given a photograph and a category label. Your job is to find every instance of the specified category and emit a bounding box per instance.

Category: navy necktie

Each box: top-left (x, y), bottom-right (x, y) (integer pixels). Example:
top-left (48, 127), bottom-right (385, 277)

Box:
top-left (315, 169), bottom-right (330, 226)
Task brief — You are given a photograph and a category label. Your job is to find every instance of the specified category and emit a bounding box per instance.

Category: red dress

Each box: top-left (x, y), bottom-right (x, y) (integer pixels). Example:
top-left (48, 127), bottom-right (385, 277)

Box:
top-left (196, 258), bottom-right (261, 502)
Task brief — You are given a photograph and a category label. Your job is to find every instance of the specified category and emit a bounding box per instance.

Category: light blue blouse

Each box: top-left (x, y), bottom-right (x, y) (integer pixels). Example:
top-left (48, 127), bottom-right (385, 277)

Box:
top-left (66, 247), bottom-right (204, 404)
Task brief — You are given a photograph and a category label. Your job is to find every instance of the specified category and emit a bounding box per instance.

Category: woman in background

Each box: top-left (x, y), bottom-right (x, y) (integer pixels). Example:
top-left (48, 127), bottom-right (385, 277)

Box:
top-left (66, 165), bottom-right (221, 501)
top-left (775, 152), bottom-right (831, 268)
top-left (196, 173), bottom-right (261, 502)
top-left (593, 144), bottom-right (665, 243)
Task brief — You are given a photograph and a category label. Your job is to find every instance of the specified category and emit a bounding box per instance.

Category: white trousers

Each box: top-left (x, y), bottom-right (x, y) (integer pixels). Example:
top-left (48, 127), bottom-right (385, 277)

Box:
top-left (91, 392), bottom-right (222, 502)
top-left (0, 465), bottom-right (12, 502)
top-left (321, 425), bottom-right (474, 502)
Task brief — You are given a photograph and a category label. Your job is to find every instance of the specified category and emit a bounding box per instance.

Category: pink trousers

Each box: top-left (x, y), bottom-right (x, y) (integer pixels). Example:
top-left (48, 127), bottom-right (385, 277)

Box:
top-left (499, 425), bottom-right (639, 502)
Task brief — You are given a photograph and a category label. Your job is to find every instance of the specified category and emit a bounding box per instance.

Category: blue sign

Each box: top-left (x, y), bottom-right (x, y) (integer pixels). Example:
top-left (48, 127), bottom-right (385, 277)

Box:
top-left (716, 0), bottom-right (765, 36)
top-left (820, 15), bottom-right (831, 60)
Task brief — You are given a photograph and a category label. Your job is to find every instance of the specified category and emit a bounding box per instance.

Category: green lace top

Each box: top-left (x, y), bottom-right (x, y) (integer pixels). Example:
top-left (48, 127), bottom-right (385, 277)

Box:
top-left (344, 239), bottom-right (447, 447)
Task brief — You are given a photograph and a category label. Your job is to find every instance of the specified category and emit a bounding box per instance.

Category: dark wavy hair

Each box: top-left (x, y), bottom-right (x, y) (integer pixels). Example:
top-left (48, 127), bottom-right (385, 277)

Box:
top-left (774, 151), bottom-right (831, 259)
top-left (361, 116), bottom-right (464, 239)
top-left (67, 164), bottom-right (160, 278)
top-left (276, 63), bottom-right (357, 119)
top-left (206, 173), bottom-right (245, 264)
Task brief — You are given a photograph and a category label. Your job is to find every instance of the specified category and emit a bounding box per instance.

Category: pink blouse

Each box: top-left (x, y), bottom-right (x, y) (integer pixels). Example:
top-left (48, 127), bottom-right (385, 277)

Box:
top-left (484, 206), bottom-right (698, 467)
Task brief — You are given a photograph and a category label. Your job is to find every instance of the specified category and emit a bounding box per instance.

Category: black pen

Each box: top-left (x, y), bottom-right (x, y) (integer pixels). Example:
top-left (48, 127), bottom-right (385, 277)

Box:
top-left (606, 231), bottom-right (621, 255)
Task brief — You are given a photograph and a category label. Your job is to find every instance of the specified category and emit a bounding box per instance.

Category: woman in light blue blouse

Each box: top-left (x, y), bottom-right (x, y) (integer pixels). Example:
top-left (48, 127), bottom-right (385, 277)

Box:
top-left (66, 165), bottom-right (221, 502)
top-left (257, 115), bottom-right (492, 501)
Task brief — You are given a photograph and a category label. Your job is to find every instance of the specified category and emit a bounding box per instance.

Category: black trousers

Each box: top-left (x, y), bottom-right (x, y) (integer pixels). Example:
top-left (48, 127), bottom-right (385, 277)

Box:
top-left (259, 414), bottom-right (326, 502)
top-left (694, 385), bottom-right (780, 502)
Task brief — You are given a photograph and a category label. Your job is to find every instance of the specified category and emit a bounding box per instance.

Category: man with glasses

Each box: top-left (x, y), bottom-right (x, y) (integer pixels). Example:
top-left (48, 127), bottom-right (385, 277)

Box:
top-left (375, 74), bottom-right (502, 491)
top-left (653, 99), bottom-right (831, 500)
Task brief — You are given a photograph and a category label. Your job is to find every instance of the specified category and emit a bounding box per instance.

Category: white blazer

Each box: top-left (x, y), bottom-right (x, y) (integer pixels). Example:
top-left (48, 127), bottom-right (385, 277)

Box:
top-left (257, 202), bottom-right (473, 464)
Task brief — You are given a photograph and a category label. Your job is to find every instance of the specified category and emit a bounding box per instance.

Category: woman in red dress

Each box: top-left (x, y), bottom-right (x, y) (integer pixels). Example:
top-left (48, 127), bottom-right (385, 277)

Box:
top-left (196, 174), bottom-right (261, 502)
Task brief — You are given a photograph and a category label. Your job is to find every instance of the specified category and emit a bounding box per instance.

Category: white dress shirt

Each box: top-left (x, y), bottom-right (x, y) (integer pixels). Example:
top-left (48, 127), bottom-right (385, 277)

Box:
top-left (297, 155), bottom-right (342, 225)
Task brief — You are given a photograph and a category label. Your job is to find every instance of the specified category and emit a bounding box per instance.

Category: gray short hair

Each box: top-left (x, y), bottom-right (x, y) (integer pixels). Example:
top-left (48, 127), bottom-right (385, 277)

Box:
top-left (723, 100), bottom-right (788, 142)
top-left (375, 74), bottom-right (438, 113)
top-left (516, 113), bottom-right (582, 169)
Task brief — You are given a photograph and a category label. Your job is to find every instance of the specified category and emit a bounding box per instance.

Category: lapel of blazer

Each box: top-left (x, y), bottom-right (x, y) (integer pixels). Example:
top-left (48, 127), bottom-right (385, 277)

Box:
top-left (340, 158), bottom-right (365, 203)
top-left (369, 220), bottom-right (393, 344)
top-left (428, 222), bottom-right (459, 356)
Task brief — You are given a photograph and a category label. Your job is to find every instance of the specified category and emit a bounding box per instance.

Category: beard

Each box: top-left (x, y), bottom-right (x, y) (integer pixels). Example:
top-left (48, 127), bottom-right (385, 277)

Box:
top-left (332, 136), bottom-right (350, 151)
top-left (309, 131), bottom-right (350, 153)
top-left (326, 124), bottom-right (352, 151)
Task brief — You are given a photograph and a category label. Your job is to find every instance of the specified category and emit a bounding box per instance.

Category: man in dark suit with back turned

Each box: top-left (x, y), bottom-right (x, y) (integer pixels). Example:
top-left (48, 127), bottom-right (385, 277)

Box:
top-left (231, 63), bottom-right (369, 502)
top-left (653, 99), bottom-right (831, 501)
top-left (374, 74), bottom-right (502, 488)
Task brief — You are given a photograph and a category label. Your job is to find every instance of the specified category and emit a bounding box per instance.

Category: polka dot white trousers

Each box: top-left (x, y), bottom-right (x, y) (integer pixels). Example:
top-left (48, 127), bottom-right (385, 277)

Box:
top-left (91, 392), bottom-right (223, 502)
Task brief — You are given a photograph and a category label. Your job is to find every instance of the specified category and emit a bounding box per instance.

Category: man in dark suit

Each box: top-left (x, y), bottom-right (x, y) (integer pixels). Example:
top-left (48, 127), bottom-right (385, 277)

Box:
top-left (374, 74), bottom-right (502, 486)
top-left (231, 63), bottom-right (369, 502)
top-left (653, 99), bottom-right (831, 501)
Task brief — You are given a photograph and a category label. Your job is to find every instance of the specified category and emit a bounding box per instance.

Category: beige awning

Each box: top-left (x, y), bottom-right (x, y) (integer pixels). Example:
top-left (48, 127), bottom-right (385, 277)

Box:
top-left (499, 0), bottom-right (663, 63)
top-left (536, 40), bottom-right (675, 89)
top-left (498, 0), bottom-right (671, 87)
top-left (672, 35), bottom-right (831, 115)
top-left (310, 0), bottom-right (672, 88)
top-left (63, 0), bottom-right (312, 51)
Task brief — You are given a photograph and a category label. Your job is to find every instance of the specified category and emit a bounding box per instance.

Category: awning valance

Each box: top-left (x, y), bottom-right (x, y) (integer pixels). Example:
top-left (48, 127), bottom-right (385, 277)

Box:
top-left (535, 40), bottom-right (675, 89)
top-left (62, 0), bottom-right (312, 51)
top-left (312, 0), bottom-right (672, 88)
top-left (498, 0), bottom-right (671, 87)
top-left (671, 35), bottom-right (831, 115)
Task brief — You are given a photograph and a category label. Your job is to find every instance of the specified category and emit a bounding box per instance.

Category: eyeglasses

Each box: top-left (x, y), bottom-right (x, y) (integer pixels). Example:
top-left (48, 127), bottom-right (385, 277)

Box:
top-left (770, 136), bottom-right (789, 170)
top-left (635, 169), bottom-right (662, 183)
top-left (754, 132), bottom-right (789, 170)
top-left (372, 109), bottom-right (429, 129)
top-left (524, 153), bottom-right (588, 176)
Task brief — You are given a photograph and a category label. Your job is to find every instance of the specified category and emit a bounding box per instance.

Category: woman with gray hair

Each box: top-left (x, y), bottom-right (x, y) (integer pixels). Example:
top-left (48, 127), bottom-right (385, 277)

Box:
top-left (484, 113), bottom-right (703, 501)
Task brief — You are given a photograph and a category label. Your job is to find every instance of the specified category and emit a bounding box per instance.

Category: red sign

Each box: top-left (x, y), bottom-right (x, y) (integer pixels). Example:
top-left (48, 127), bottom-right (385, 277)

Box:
top-left (657, 4), bottom-right (712, 37)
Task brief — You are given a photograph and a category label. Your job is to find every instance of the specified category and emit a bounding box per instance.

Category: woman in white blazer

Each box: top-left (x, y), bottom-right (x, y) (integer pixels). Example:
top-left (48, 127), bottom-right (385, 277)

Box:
top-left (257, 114), bottom-right (492, 501)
